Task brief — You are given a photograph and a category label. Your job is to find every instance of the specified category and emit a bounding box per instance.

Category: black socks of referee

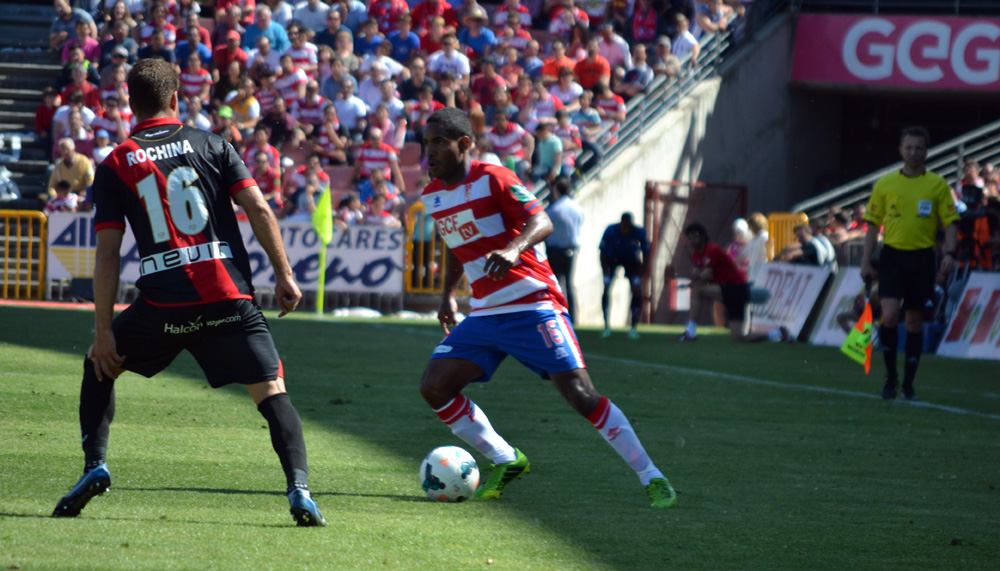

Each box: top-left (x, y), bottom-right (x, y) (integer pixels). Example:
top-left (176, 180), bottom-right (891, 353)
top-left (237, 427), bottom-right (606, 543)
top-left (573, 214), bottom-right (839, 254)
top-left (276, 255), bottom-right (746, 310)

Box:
top-left (80, 358), bottom-right (115, 472)
top-left (903, 329), bottom-right (923, 390)
top-left (257, 393), bottom-right (310, 494)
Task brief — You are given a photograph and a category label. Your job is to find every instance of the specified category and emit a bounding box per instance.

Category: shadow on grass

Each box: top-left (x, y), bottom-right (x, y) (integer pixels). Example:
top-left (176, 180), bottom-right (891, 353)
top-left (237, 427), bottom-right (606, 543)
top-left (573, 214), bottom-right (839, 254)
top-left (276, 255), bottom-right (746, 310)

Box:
top-left (0, 511), bottom-right (299, 528)
top-left (118, 486), bottom-right (425, 502)
top-left (2, 305), bottom-right (693, 567)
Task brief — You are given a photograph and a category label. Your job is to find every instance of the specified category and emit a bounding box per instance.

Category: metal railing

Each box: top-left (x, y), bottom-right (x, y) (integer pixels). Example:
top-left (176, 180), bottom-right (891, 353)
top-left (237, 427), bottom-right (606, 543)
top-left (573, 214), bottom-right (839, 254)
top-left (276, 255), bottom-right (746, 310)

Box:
top-left (0, 209), bottom-right (46, 300)
top-left (790, 118), bottom-right (1000, 218)
top-left (534, 18), bottom-right (738, 203)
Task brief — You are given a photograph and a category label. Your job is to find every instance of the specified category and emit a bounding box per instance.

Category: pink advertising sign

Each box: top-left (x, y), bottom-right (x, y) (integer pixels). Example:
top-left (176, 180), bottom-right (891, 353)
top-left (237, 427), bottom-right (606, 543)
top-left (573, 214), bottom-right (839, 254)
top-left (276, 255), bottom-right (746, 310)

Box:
top-left (792, 14), bottom-right (1000, 91)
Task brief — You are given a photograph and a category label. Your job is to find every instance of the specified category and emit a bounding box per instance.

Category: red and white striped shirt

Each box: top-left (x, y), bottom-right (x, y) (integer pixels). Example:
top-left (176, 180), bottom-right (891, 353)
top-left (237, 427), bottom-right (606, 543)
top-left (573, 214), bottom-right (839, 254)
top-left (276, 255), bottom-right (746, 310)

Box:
top-left (253, 166), bottom-right (281, 197)
top-left (595, 93), bottom-right (626, 144)
top-left (273, 67), bottom-right (308, 105)
top-left (290, 96), bottom-right (326, 127)
top-left (179, 68), bottom-right (213, 99)
top-left (485, 122), bottom-right (527, 159)
top-left (553, 123), bottom-right (580, 166)
top-left (421, 161), bottom-right (566, 314)
top-left (140, 23), bottom-right (177, 45)
top-left (283, 43), bottom-right (318, 77)
top-left (242, 142), bottom-right (281, 172)
top-left (91, 113), bottom-right (130, 141)
top-left (255, 87), bottom-right (278, 115)
top-left (354, 142), bottom-right (397, 178)
top-left (315, 121), bottom-right (343, 154)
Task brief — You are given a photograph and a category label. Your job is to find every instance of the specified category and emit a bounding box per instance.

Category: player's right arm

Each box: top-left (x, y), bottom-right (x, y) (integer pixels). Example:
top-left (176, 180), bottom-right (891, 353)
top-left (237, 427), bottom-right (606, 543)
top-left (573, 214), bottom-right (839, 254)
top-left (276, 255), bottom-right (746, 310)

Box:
top-left (235, 184), bottom-right (303, 317)
top-left (438, 245), bottom-right (465, 334)
top-left (89, 228), bottom-right (126, 381)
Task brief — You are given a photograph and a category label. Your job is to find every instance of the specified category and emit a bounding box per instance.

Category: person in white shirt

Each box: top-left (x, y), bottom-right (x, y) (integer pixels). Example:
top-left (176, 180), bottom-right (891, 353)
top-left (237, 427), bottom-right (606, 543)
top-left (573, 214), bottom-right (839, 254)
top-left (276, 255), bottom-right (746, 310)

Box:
top-left (671, 13), bottom-right (700, 65)
top-left (360, 40), bottom-right (405, 78)
top-left (91, 129), bottom-right (115, 164)
top-left (179, 95), bottom-right (213, 130)
top-left (596, 23), bottom-right (632, 71)
top-left (427, 33), bottom-right (470, 86)
top-left (333, 81), bottom-right (369, 139)
top-left (247, 36), bottom-right (283, 81)
top-left (292, 0), bottom-right (330, 33)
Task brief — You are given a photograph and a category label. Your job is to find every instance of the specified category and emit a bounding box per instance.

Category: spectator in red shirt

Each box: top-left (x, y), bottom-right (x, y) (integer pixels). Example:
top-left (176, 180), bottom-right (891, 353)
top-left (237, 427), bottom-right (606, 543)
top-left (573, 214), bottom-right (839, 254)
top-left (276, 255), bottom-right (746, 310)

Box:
top-left (419, 16), bottom-right (447, 58)
top-left (368, 0), bottom-right (409, 35)
top-left (213, 30), bottom-right (249, 80)
top-left (35, 87), bottom-right (61, 158)
top-left (61, 66), bottom-right (103, 115)
top-left (574, 38), bottom-right (611, 90)
top-left (410, 0), bottom-right (458, 34)
top-left (470, 57), bottom-right (507, 107)
top-left (679, 222), bottom-right (793, 343)
top-left (251, 149), bottom-right (284, 214)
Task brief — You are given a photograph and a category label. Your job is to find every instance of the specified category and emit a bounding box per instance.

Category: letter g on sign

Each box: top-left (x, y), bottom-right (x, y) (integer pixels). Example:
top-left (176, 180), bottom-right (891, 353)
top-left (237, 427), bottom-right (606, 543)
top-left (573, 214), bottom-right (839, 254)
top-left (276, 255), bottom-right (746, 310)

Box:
top-left (843, 18), bottom-right (895, 80)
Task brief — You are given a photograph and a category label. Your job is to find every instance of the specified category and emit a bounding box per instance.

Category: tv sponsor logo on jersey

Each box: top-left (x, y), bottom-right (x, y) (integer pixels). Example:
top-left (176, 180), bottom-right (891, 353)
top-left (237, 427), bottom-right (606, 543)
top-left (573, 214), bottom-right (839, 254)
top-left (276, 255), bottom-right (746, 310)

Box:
top-left (436, 210), bottom-right (482, 247)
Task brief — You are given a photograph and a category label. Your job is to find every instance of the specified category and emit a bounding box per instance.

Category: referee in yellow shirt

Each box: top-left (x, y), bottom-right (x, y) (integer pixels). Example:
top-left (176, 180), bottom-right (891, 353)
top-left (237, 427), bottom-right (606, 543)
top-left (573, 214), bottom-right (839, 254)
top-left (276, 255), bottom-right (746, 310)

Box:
top-left (861, 126), bottom-right (959, 401)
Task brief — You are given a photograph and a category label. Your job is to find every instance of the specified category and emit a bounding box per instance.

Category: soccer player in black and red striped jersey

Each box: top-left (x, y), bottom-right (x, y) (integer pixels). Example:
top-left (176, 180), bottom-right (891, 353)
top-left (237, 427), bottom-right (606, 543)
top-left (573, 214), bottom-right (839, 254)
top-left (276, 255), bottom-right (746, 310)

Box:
top-left (52, 59), bottom-right (325, 527)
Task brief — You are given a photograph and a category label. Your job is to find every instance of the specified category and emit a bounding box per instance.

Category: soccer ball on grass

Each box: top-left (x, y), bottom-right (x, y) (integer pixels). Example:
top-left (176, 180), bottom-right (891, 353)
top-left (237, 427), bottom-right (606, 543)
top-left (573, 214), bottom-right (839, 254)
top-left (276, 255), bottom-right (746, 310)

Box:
top-left (420, 446), bottom-right (479, 502)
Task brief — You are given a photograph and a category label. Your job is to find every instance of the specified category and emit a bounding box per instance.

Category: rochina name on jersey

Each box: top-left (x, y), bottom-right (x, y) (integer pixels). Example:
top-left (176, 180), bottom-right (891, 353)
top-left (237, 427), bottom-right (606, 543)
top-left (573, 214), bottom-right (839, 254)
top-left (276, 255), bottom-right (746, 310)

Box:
top-left (126, 139), bottom-right (196, 166)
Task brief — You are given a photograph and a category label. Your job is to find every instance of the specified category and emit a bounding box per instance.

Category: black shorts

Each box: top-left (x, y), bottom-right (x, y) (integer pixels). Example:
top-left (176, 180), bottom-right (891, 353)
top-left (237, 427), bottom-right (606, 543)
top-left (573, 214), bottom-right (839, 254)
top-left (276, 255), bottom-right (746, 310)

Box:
top-left (719, 283), bottom-right (750, 322)
top-left (878, 246), bottom-right (936, 311)
top-left (112, 297), bottom-right (282, 388)
top-left (604, 257), bottom-right (642, 286)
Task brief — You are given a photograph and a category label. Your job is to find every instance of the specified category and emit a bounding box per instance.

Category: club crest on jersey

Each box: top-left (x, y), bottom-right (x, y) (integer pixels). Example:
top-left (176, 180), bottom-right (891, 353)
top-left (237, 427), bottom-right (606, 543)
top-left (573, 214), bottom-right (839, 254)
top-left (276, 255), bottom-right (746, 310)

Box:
top-left (436, 209), bottom-right (482, 247)
top-left (510, 184), bottom-right (535, 204)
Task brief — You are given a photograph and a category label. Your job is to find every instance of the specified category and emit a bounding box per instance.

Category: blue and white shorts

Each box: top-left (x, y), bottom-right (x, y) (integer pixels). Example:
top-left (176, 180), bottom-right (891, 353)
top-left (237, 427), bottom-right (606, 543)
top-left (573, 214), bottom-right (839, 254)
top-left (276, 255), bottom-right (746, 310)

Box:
top-left (431, 309), bottom-right (586, 381)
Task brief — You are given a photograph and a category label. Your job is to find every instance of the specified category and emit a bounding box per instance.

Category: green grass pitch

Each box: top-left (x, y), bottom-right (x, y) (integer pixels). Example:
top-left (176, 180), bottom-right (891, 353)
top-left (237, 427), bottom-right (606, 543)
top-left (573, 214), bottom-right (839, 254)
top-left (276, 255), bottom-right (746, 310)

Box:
top-left (1, 305), bottom-right (998, 570)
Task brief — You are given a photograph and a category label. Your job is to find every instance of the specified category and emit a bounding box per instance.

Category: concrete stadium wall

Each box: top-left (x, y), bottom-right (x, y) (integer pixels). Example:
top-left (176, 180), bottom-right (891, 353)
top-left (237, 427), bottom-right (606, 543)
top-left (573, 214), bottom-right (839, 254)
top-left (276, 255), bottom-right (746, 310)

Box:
top-left (572, 80), bottom-right (722, 328)
top-left (570, 14), bottom-right (843, 328)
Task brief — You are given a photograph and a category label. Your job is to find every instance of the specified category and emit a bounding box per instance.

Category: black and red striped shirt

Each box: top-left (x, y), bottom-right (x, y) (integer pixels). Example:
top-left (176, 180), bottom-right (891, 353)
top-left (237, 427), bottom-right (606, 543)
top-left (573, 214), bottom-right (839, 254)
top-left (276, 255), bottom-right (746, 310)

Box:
top-left (94, 117), bottom-right (257, 306)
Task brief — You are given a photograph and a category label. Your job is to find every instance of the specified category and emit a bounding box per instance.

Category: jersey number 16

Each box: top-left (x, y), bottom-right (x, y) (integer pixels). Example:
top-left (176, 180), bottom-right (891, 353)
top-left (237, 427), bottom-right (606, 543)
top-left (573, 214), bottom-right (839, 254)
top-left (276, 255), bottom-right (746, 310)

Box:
top-left (136, 166), bottom-right (209, 243)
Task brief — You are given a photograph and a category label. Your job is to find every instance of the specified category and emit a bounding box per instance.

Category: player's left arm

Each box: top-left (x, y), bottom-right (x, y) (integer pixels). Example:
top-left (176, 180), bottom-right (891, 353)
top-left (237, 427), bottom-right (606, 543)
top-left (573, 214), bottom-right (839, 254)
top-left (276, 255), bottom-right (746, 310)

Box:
top-left (484, 209), bottom-right (553, 281)
top-left (235, 184), bottom-right (303, 317)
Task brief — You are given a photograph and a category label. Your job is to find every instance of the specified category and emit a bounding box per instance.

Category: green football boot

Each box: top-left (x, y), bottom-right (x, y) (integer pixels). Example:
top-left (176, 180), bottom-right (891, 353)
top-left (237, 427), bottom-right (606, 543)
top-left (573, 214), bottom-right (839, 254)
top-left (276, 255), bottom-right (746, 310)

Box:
top-left (473, 448), bottom-right (530, 500)
top-left (646, 477), bottom-right (678, 509)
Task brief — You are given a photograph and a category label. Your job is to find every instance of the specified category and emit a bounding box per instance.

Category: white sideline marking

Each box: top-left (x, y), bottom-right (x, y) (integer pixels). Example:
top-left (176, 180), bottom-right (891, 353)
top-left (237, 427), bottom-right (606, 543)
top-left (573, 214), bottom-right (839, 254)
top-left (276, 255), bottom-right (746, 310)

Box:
top-left (587, 354), bottom-right (1000, 422)
top-left (376, 323), bottom-right (1000, 422)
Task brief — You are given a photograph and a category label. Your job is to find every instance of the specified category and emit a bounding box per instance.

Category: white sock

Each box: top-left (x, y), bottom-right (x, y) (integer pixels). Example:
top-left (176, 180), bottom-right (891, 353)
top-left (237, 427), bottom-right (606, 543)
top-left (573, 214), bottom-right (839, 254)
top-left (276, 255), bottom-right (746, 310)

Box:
top-left (686, 321), bottom-right (698, 336)
top-left (587, 397), bottom-right (664, 485)
top-left (434, 395), bottom-right (516, 464)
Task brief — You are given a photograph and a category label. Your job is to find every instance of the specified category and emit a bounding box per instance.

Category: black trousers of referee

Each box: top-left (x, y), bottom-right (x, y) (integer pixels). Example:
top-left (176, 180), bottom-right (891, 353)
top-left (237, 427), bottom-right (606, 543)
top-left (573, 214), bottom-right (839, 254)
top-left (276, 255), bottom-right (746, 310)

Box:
top-left (547, 246), bottom-right (578, 323)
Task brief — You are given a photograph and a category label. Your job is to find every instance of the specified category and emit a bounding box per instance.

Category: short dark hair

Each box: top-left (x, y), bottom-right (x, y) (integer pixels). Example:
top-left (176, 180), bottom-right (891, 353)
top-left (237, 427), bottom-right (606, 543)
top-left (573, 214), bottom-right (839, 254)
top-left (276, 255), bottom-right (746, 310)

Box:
top-left (684, 222), bottom-right (709, 241)
top-left (900, 125), bottom-right (930, 147)
top-left (128, 58), bottom-right (179, 120)
top-left (426, 107), bottom-right (473, 141)
top-left (553, 176), bottom-right (573, 197)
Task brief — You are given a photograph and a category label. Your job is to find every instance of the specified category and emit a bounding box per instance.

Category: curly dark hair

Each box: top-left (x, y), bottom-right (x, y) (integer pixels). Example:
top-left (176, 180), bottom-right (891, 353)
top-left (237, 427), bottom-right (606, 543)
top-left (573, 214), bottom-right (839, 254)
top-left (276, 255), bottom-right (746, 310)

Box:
top-left (127, 58), bottom-right (179, 121)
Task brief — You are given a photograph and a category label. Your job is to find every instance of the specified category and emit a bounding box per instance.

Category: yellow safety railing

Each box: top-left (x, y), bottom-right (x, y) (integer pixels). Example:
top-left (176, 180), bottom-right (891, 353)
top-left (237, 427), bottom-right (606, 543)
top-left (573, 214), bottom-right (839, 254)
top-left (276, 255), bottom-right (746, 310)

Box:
top-left (0, 210), bottom-right (47, 300)
top-left (404, 201), bottom-right (469, 295)
top-left (767, 211), bottom-right (809, 260)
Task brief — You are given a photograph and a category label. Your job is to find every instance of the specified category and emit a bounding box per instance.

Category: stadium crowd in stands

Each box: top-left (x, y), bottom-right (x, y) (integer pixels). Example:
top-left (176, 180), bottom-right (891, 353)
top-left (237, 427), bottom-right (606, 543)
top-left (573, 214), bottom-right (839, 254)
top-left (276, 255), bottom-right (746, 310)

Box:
top-left (40, 0), bottom-right (723, 221)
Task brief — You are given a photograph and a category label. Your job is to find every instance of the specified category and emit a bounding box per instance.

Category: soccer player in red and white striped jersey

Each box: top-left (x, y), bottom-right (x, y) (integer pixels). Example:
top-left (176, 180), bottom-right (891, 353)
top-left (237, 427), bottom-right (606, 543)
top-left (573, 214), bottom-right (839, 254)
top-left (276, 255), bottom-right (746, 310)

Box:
top-left (417, 107), bottom-right (677, 508)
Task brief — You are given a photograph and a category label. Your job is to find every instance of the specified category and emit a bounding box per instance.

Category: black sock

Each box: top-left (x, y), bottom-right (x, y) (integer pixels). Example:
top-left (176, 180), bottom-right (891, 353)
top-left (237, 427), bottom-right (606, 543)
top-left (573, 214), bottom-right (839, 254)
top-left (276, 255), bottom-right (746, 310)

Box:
top-left (630, 292), bottom-right (642, 327)
top-left (880, 323), bottom-right (898, 380)
top-left (257, 393), bottom-right (309, 493)
top-left (80, 359), bottom-right (115, 471)
top-left (903, 329), bottom-right (923, 389)
top-left (601, 288), bottom-right (611, 328)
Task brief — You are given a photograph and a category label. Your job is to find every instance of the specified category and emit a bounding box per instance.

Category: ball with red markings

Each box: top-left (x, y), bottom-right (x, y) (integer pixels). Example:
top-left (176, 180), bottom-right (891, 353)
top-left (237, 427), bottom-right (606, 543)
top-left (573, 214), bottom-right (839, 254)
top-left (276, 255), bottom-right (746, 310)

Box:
top-left (420, 446), bottom-right (479, 502)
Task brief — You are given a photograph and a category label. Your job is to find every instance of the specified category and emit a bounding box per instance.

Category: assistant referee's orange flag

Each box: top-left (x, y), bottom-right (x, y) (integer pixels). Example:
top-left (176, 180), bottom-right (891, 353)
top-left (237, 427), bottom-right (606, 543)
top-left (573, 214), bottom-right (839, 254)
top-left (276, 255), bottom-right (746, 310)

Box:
top-left (840, 300), bottom-right (873, 374)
